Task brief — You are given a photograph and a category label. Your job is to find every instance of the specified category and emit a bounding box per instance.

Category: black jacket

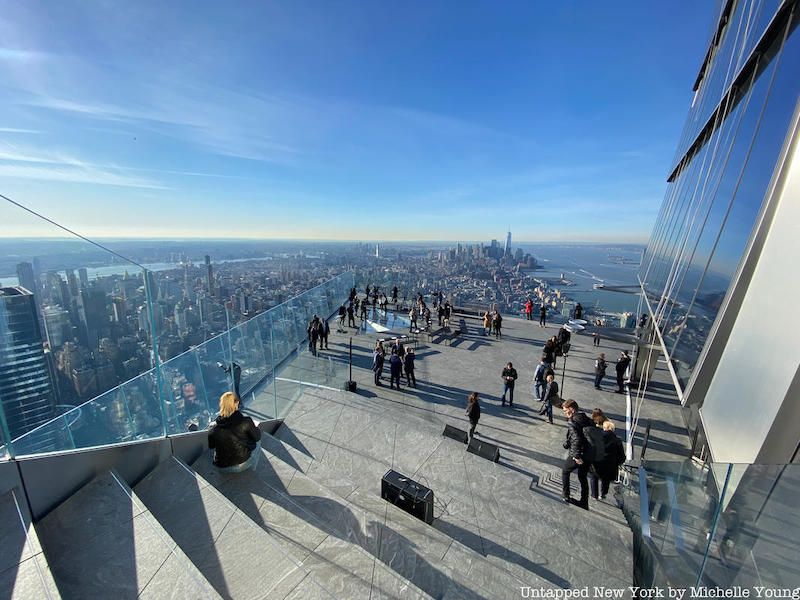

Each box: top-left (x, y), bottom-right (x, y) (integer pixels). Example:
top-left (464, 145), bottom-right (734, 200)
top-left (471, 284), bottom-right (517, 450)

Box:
top-left (208, 411), bottom-right (261, 468)
top-left (501, 367), bottom-right (518, 386)
top-left (603, 430), bottom-right (626, 467)
top-left (543, 380), bottom-right (559, 404)
top-left (466, 401), bottom-right (481, 422)
top-left (616, 356), bottom-right (631, 375)
top-left (563, 411), bottom-right (593, 460)
top-left (403, 353), bottom-right (415, 371)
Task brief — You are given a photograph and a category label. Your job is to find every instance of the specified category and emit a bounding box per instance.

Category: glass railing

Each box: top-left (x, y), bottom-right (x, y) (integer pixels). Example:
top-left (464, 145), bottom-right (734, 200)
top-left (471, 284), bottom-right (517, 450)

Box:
top-left (621, 460), bottom-right (800, 588)
top-left (6, 271), bottom-right (354, 456)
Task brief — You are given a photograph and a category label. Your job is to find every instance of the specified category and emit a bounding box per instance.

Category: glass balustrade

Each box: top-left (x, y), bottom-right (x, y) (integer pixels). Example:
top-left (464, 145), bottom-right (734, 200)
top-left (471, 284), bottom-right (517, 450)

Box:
top-left (6, 271), bottom-right (354, 456)
top-left (621, 460), bottom-right (800, 588)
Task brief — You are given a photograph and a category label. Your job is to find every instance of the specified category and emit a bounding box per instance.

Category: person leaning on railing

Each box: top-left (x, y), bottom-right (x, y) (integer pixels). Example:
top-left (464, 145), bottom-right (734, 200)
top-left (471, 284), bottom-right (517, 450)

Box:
top-left (208, 392), bottom-right (262, 473)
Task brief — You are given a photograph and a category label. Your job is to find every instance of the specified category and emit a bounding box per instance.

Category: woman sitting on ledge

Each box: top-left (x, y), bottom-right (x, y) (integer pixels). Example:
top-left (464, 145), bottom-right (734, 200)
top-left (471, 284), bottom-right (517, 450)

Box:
top-left (208, 392), bottom-right (262, 473)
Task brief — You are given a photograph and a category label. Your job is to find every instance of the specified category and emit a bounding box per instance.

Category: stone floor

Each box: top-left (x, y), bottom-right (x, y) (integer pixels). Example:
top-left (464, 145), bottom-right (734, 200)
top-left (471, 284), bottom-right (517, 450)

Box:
top-left (241, 308), bottom-right (700, 591)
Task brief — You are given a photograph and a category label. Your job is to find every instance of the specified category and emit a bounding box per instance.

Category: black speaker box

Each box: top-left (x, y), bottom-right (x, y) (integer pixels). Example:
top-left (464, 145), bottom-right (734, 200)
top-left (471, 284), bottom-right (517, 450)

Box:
top-left (467, 438), bottom-right (500, 463)
top-left (381, 469), bottom-right (434, 524)
top-left (343, 380), bottom-right (358, 392)
top-left (442, 424), bottom-right (469, 444)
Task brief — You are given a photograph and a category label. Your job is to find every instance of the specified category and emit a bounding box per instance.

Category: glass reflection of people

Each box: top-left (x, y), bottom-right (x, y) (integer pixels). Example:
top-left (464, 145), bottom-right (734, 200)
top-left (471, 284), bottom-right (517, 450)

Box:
top-left (208, 392), bottom-right (262, 473)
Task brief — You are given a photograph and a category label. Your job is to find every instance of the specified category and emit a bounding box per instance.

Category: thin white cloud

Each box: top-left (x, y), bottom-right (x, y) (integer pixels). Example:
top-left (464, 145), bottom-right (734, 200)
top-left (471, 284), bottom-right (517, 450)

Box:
top-left (0, 127), bottom-right (40, 134)
top-left (0, 142), bottom-right (167, 189)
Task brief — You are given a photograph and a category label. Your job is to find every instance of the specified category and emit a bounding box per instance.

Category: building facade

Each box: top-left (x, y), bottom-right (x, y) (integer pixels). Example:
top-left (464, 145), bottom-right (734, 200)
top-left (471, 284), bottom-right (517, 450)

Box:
top-left (0, 287), bottom-right (56, 447)
top-left (638, 0), bottom-right (800, 463)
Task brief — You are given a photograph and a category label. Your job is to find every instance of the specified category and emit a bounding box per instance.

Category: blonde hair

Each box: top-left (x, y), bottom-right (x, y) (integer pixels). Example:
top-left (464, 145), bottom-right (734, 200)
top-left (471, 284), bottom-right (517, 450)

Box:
top-left (219, 392), bottom-right (240, 418)
top-left (602, 420), bottom-right (616, 432)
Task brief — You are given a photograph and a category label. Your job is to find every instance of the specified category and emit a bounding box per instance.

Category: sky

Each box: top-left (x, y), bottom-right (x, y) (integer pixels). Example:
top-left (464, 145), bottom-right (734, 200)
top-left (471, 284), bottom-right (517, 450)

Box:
top-left (0, 0), bottom-right (718, 243)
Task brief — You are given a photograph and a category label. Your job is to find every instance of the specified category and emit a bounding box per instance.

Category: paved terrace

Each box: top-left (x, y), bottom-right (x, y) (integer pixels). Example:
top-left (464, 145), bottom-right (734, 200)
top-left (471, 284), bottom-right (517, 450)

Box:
top-left (239, 306), bottom-right (695, 594)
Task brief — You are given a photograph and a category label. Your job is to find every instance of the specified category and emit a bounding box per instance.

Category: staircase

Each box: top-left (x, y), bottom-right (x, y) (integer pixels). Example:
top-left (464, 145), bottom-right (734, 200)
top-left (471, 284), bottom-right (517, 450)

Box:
top-left (0, 385), bottom-right (634, 599)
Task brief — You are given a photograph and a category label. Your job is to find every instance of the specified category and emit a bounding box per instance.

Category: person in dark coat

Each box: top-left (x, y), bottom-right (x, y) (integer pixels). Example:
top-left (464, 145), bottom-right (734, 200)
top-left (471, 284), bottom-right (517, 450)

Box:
top-left (403, 348), bottom-right (416, 388)
top-left (347, 303), bottom-right (356, 328)
top-left (307, 316), bottom-right (320, 356)
top-left (543, 337), bottom-right (557, 368)
top-left (208, 392), bottom-right (262, 472)
top-left (320, 319), bottom-right (330, 350)
top-left (500, 362), bottom-right (518, 407)
top-left (574, 303), bottom-right (583, 320)
top-left (466, 392), bottom-right (481, 439)
top-left (493, 312), bottom-right (502, 338)
top-left (539, 304), bottom-right (547, 327)
top-left (389, 348), bottom-right (403, 390)
top-left (615, 351), bottom-right (631, 393)
top-left (372, 346), bottom-right (385, 386)
top-left (590, 420), bottom-right (626, 500)
top-left (594, 352), bottom-right (607, 389)
top-left (561, 399), bottom-right (593, 509)
top-left (338, 304), bottom-right (346, 328)
top-left (538, 372), bottom-right (558, 423)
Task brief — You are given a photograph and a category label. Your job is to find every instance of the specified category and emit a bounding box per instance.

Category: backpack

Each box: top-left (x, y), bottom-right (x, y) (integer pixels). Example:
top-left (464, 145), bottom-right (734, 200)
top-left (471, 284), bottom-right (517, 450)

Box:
top-left (582, 426), bottom-right (606, 464)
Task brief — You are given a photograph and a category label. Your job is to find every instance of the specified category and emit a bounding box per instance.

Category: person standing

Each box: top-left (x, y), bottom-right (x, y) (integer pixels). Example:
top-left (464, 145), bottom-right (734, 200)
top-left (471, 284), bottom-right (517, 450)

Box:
top-left (392, 285), bottom-right (398, 303)
top-left (561, 399), bottom-right (593, 509)
top-left (615, 351), bottom-right (631, 394)
top-left (533, 358), bottom-right (548, 400)
top-left (403, 347), bottom-right (416, 388)
top-left (466, 392), bottom-right (481, 439)
top-left (409, 306), bottom-right (418, 331)
top-left (590, 421), bottom-right (626, 500)
top-left (360, 298), bottom-right (368, 321)
top-left (525, 298), bottom-right (533, 321)
top-left (389, 348), bottom-right (403, 390)
top-left (320, 318), bottom-right (330, 350)
top-left (307, 316), bottom-right (320, 356)
top-left (493, 312), bottom-right (503, 338)
top-left (594, 353), bottom-right (607, 390)
top-left (482, 310), bottom-right (492, 335)
top-left (500, 362), bottom-right (518, 407)
top-left (372, 345), bottom-right (385, 386)
top-left (347, 303), bottom-right (356, 328)
top-left (539, 372), bottom-right (558, 424)
top-left (444, 302), bottom-right (452, 328)
top-left (539, 304), bottom-right (547, 327)
top-left (438, 304), bottom-right (446, 327)
top-left (574, 303), bottom-right (583, 320)
top-left (338, 304), bottom-right (346, 328)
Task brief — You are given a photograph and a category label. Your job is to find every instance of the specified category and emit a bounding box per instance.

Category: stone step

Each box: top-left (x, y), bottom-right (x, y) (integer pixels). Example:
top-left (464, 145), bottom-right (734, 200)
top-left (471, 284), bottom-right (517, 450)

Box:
top-left (0, 488), bottom-right (60, 600)
top-left (191, 448), bottom-right (434, 600)
top-left (133, 457), bottom-right (337, 600)
top-left (236, 434), bottom-right (547, 598)
top-left (35, 471), bottom-right (220, 599)
top-left (270, 388), bottom-right (633, 588)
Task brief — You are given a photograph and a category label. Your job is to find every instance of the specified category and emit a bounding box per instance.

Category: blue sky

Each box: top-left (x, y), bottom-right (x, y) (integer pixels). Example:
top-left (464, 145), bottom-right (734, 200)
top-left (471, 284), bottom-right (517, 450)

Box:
top-left (0, 1), bottom-right (717, 242)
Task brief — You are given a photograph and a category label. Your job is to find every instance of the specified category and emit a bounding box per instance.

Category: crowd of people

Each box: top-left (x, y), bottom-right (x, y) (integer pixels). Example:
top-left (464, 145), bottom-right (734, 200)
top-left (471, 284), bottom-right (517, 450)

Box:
top-left (199, 283), bottom-right (634, 516)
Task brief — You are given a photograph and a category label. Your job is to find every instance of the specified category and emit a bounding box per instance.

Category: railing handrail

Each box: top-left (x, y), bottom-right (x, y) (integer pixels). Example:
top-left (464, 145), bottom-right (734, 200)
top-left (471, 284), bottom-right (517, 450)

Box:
top-left (8, 271), bottom-right (354, 454)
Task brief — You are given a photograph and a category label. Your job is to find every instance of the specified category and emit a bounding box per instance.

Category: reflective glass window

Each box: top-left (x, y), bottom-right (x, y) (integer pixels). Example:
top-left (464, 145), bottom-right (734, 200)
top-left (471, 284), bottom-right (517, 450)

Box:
top-left (671, 17), bottom-right (798, 387)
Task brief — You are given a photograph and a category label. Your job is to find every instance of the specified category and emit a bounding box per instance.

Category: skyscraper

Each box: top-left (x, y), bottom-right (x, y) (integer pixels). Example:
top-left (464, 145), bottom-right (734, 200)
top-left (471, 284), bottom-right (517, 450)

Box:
top-left (205, 254), bottom-right (214, 297)
top-left (0, 287), bottom-right (56, 445)
top-left (638, 2), bottom-right (800, 464)
top-left (504, 229), bottom-right (511, 257)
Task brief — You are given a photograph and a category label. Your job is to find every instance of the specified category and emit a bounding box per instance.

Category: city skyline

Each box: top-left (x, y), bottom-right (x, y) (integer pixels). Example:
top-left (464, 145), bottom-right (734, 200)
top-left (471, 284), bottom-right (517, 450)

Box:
top-left (0, 1), bottom-right (716, 242)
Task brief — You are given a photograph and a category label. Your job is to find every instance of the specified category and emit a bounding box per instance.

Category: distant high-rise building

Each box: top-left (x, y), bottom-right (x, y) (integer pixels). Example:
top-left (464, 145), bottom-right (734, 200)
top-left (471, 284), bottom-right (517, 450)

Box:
top-left (504, 229), bottom-right (512, 257)
top-left (16, 262), bottom-right (36, 296)
top-left (43, 305), bottom-right (71, 349)
top-left (0, 287), bottom-right (56, 444)
top-left (78, 268), bottom-right (89, 290)
top-left (205, 255), bottom-right (214, 297)
top-left (375, 244), bottom-right (380, 258)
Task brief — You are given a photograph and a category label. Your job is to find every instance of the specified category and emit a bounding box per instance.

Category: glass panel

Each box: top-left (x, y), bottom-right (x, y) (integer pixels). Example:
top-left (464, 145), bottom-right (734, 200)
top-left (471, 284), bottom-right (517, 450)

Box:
top-left (671, 18), bottom-right (797, 385)
top-left (195, 334), bottom-right (234, 417)
top-left (230, 317), bottom-right (269, 403)
top-left (160, 350), bottom-right (213, 434)
top-left (9, 414), bottom-right (74, 456)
